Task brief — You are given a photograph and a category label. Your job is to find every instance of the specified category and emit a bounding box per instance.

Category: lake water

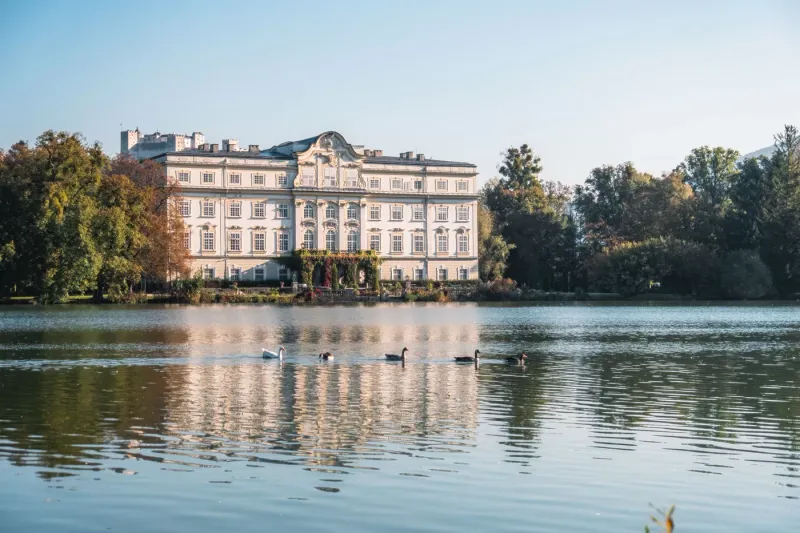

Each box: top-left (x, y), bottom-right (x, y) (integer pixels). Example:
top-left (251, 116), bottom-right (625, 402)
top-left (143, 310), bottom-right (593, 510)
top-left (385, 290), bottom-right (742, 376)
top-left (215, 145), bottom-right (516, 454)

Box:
top-left (0, 303), bottom-right (798, 532)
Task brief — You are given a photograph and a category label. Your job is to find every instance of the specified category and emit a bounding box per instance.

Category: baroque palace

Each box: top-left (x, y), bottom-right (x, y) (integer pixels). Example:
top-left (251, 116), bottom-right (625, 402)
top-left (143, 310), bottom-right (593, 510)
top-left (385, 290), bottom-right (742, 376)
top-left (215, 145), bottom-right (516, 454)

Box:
top-left (133, 131), bottom-right (479, 282)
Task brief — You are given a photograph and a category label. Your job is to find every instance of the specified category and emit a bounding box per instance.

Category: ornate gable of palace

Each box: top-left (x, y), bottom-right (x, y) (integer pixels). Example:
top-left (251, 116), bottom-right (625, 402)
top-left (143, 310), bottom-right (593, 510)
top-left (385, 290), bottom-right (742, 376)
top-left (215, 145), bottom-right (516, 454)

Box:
top-left (261, 132), bottom-right (366, 189)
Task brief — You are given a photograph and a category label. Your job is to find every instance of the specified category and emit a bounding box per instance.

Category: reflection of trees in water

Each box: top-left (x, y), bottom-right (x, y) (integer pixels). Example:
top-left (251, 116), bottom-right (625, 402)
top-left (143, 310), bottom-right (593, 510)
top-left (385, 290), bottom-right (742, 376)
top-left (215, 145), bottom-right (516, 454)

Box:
top-left (168, 362), bottom-right (480, 469)
top-left (0, 364), bottom-right (176, 470)
top-left (576, 349), bottom-right (800, 452)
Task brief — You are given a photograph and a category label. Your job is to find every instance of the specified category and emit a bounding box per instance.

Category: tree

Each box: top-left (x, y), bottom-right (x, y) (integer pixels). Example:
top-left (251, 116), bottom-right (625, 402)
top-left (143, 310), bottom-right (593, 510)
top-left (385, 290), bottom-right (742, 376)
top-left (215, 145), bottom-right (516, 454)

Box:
top-left (573, 163), bottom-right (654, 247)
top-left (477, 204), bottom-right (512, 281)
top-left (108, 155), bottom-right (190, 283)
top-left (759, 125), bottom-right (800, 294)
top-left (482, 144), bottom-right (546, 227)
top-left (679, 146), bottom-right (739, 246)
top-left (720, 250), bottom-right (774, 299)
top-left (505, 210), bottom-right (577, 291)
top-left (0, 132), bottom-right (105, 302)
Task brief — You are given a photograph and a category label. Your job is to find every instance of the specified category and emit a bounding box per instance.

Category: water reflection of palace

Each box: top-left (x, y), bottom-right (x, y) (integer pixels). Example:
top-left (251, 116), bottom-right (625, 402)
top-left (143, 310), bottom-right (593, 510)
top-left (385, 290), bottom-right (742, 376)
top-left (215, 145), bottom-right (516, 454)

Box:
top-left (166, 362), bottom-right (480, 466)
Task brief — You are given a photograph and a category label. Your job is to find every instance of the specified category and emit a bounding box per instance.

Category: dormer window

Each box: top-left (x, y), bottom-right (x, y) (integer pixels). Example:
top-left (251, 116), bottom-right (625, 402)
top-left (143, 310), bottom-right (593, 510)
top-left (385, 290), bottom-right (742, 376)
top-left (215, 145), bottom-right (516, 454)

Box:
top-left (324, 167), bottom-right (337, 187)
top-left (345, 169), bottom-right (358, 188)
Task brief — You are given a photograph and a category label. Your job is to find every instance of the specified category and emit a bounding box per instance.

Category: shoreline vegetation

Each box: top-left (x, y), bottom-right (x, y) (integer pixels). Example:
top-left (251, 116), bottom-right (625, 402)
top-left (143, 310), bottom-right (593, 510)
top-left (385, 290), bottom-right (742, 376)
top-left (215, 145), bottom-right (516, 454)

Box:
top-left (2, 126), bottom-right (799, 304)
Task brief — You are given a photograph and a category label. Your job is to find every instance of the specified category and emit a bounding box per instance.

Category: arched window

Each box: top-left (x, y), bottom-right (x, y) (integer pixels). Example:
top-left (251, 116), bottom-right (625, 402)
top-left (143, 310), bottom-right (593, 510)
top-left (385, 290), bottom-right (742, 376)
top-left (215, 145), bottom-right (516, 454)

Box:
top-left (326, 203), bottom-right (338, 220)
top-left (347, 230), bottom-right (359, 252)
top-left (303, 229), bottom-right (315, 250)
top-left (326, 230), bottom-right (337, 251)
top-left (304, 202), bottom-right (315, 219)
top-left (347, 203), bottom-right (358, 220)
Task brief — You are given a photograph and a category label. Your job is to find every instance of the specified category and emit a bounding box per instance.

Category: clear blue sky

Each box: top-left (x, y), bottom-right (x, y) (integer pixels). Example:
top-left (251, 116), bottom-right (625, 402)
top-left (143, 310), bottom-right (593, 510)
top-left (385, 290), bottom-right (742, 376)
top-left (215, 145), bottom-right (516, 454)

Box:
top-left (1, 0), bottom-right (798, 185)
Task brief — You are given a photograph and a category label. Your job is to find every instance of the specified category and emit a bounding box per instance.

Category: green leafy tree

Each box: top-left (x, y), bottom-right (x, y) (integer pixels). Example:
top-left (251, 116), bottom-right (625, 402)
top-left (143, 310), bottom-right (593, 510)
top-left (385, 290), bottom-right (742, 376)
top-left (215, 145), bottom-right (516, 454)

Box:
top-left (759, 125), bottom-right (800, 293)
top-left (477, 204), bottom-right (513, 281)
top-left (482, 144), bottom-right (546, 227)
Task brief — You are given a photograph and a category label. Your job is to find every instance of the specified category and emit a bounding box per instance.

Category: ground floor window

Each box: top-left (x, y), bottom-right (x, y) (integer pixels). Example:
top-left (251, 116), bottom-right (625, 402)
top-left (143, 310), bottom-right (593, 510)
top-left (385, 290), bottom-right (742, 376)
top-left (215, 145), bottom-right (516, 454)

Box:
top-left (230, 268), bottom-right (241, 281)
top-left (413, 268), bottom-right (424, 281)
top-left (392, 268), bottom-right (403, 281)
top-left (202, 267), bottom-right (215, 280)
top-left (254, 267), bottom-right (265, 281)
top-left (458, 267), bottom-right (468, 280)
top-left (279, 266), bottom-right (289, 281)
top-left (438, 267), bottom-right (448, 281)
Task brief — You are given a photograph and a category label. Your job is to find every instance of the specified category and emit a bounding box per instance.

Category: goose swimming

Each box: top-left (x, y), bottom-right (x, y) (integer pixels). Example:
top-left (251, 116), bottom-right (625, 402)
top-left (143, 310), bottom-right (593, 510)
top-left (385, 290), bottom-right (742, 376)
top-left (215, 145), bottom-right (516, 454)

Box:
top-left (385, 347), bottom-right (409, 361)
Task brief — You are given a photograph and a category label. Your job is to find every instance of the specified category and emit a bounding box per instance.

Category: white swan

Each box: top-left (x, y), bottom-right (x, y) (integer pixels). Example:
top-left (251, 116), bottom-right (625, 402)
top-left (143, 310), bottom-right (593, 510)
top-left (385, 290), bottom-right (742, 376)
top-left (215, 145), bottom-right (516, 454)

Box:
top-left (262, 346), bottom-right (285, 360)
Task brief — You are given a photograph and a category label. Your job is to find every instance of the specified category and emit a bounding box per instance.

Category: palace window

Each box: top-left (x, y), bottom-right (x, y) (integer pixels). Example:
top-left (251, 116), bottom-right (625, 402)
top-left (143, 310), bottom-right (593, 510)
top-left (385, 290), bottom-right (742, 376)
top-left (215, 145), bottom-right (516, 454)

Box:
top-left (456, 206), bottom-right (469, 222)
top-left (301, 167), bottom-right (315, 186)
top-left (202, 201), bottom-right (215, 217)
top-left (437, 234), bottom-right (448, 253)
top-left (254, 267), bottom-right (265, 281)
top-left (457, 181), bottom-right (468, 192)
top-left (276, 174), bottom-right (288, 186)
top-left (202, 267), bottom-right (215, 279)
top-left (392, 268), bottom-right (403, 281)
top-left (369, 178), bottom-right (381, 189)
top-left (230, 267), bottom-right (241, 281)
top-left (179, 200), bottom-right (190, 217)
top-left (202, 231), bottom-right (215, 251)
top-left (229, 232), bottom-right (241, 252)
top-left (458, 267), bottom-right (469, 280)
top-left (178, 171), bottom-right (190, 183)
top-left (369, 233), bottom-right (380, 252)
top-left (391, 234), bottom-right (403, 253)
top-left (278, 233), bottom-right (289, 252)
top-left (436, 180), bottom-right (447, 191)
top-left (436, 206), bottom-right (448, 222)
top-left (303, 230), bottom-right (315, 250)
top-left (202, 172), bottom-right (215, 184)
top-left (324, 167), bottom-right (337, 187)
top-left (369, 205), bottom-right (381, 221)
top-left (413, 179), bottom-right (423, 191)
top-left (438, 267), bottom-right (448, 281)
top-left (253, 174), bottom-right (265, 186)
top-left (229, 173), bottom-right (241, 185)
top-left (304, 202), bottom-right (315, 219)
top-left (347, 203), bottom-right (358, 220)
top-left (325, 203), bottom-right (338, 220)
top-left (254, 232), bottom-right (266, 252)
top-left (253, 202), bottom-right (266, 218)
top-left (279, 266), bottom-right (289, 281)
top-left (347, 230), bottom-right (359, 252)
top-left (414, 267), bottom-right (424, 281)
top-left (412, 205), bottom-right (424, 221)
top-left (391, 178), bottom-right (402, 190)
top-left (229, 201), bottom-right (241, 218)
top-left (458, 233), bottom-right (469, 253)
top-left (390, 206), bottom-right (403, 221)
top-left (345, 169), bottom-right (358, 188)
top-left (413, 234), bottom-right (424, 253)
top-left (277, 203), bottom-right (289, 219)
top-left (326, 230), bottom-right (337, 251)
top-left (183, 231), bottom-right (191, 250)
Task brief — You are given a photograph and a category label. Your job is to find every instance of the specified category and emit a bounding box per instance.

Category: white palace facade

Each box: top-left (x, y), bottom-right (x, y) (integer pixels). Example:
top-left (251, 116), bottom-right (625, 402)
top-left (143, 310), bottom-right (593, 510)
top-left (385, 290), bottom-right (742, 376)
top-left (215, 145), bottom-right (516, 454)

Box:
top-left (149, 131), bottom-right (480, 282)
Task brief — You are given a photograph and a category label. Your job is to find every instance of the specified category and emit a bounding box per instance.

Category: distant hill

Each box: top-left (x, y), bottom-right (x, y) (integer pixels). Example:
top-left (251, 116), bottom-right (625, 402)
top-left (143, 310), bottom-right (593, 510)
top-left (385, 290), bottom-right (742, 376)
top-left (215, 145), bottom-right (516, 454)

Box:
top-left (739, 145), bottom-right (775, 161)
